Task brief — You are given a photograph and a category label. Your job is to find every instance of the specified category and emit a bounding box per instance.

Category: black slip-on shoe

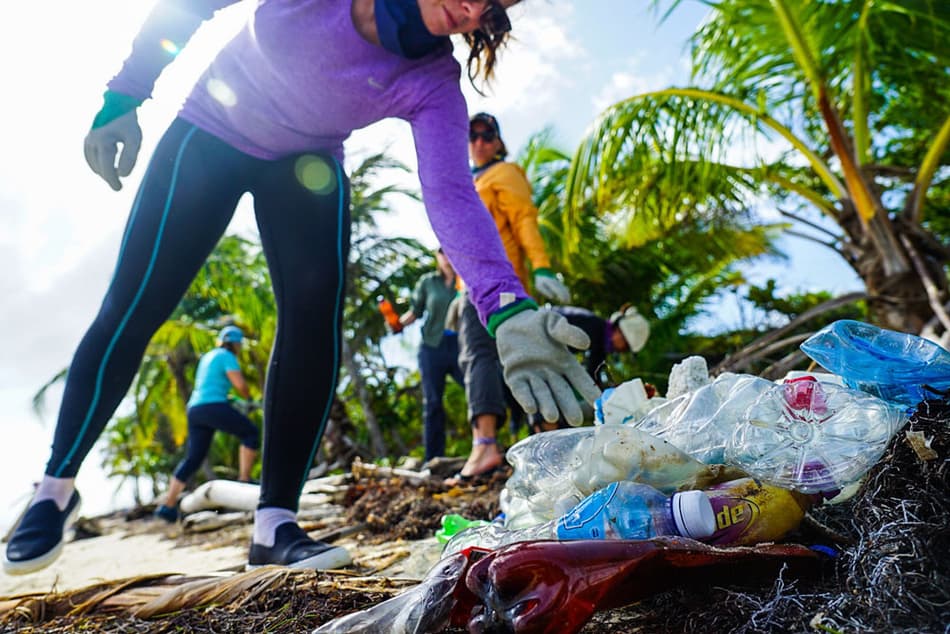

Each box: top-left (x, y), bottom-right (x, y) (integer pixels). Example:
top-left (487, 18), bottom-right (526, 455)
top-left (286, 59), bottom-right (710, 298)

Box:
top-left (247, 523), bottom-right (351, 570)
top-left (154, 504), bottom-right (179, 523)
top-left (4, 491), bottom-right (81, 575)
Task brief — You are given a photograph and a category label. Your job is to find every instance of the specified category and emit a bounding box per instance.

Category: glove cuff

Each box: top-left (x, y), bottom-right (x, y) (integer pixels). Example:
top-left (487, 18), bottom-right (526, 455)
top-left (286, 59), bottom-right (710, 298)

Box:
top-left (92, 90), bottom-right (143, 130)
top-left (486, 298), bottom-right (538, 338)
top-left (533, 268), bottom-right (556, 279)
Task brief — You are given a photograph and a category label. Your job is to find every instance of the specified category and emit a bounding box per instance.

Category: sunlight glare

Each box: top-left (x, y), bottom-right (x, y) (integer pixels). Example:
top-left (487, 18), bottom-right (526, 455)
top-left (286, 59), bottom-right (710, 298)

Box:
top-left (295, 155), bottom-right (336, 195)
top-left (160, 38), bottom-right (180, 55)
top-left (206, 78), bottom-right (238, 107)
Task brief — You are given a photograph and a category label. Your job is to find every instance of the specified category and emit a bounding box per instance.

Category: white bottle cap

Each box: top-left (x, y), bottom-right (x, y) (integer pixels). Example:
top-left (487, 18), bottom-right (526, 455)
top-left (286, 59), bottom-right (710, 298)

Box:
top-left (671, 490), bottom-right (716, 539)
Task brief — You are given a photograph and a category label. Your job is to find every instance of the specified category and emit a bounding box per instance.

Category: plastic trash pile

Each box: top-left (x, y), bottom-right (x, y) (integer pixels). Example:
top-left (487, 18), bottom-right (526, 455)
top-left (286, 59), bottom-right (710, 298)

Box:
top-left (316, 320), bottom-right (948, 634)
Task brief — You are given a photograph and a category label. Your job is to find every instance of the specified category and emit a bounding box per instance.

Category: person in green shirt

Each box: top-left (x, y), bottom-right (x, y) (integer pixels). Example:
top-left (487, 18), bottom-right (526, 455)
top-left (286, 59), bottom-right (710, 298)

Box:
top-left (399, 247), bottom-right (465, 461)
top-left (400, 247), bottom-right (464, 461)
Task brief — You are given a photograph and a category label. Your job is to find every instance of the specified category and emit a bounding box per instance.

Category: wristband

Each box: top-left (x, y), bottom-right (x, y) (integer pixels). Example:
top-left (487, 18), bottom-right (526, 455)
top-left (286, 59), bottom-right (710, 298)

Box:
top-left (91, 90), bottom-right (143, 129)
top-left (486, 298), bottom-right (539, 337)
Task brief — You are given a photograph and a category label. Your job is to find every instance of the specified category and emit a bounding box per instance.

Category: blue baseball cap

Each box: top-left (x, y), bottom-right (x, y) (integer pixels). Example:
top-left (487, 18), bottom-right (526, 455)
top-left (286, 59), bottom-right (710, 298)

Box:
top-left (218, 325), bottom-right (244, 344)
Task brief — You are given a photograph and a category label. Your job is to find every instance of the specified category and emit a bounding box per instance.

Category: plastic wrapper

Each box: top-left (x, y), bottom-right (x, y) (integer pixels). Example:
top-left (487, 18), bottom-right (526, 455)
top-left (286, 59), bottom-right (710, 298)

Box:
top-left (312, 550), bottom-right (467, 634)
top-left (801, 319), bottom-right (950, 410)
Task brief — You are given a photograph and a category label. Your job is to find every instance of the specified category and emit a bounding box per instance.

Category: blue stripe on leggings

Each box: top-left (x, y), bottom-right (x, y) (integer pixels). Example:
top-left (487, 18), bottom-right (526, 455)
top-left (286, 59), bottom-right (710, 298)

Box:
top-left (298, 157), bottom-right (346, 498)
top-left (55, 126), bottom-right (199, 476)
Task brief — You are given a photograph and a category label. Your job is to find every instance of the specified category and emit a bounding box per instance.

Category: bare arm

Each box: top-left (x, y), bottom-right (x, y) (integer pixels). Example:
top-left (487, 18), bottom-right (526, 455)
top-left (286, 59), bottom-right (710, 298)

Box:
top-left (226, 369), bottom-right (251, 401)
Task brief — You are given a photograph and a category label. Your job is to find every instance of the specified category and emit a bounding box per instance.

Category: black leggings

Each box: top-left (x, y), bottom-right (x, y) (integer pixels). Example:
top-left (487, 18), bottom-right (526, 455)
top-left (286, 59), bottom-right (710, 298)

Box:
top-left (46, 118), bottom-right (351, 511)
top-left (173, 402), bottom-right (260, 482)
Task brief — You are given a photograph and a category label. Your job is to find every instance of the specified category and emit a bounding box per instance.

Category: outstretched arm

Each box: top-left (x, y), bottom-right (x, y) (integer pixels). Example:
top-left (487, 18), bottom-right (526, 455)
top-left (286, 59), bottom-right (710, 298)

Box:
top-left (108, 0), bottom-right (240, 101)
top-left (85, 1), bottom-right (240, 190)
top-left (407, 68), bottom-right (599, 423)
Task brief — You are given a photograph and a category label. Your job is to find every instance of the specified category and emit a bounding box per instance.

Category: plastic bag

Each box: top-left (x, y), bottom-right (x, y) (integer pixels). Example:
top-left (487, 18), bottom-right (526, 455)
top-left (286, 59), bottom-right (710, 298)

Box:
top-left (801, 319), bottom-right (950, 409)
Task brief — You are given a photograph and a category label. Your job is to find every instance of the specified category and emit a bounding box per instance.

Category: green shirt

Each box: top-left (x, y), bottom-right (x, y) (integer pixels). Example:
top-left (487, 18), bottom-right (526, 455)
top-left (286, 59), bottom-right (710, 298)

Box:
top-left (412, 272), bottom-right (458, 348)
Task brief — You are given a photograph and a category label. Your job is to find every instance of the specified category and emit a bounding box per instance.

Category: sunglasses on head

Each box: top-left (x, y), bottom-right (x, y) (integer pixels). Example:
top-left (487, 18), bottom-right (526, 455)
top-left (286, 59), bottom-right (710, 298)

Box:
top-left (479, 0), bottom-right (512, 37)
top-left (469, 129), bottom-right (498, 143)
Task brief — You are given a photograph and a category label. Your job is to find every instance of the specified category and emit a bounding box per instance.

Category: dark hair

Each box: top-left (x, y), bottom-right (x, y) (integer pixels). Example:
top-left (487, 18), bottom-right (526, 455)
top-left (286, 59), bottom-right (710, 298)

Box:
top-left (462, 1), bottom-right (521, 89)
top-left (462, 31), bottom-right (506, 86)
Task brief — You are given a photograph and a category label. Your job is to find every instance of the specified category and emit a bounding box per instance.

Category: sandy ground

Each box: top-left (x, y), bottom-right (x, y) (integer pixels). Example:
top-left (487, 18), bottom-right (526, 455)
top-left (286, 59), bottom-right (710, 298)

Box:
top-left (0, 519), bottom-right (445, 598)
top-left (0, 528), bottom-right (248, 597)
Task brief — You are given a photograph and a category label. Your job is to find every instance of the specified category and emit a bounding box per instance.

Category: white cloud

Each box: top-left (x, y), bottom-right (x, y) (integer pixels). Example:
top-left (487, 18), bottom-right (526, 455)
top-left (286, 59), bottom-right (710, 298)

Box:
top-left (591, 53), bottom-right (689, 114)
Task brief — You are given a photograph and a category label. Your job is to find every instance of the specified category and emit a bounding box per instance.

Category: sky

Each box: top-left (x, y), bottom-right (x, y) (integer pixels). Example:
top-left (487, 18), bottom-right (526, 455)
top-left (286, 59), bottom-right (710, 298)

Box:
top-left (0, 0), bottom-right (863, 534)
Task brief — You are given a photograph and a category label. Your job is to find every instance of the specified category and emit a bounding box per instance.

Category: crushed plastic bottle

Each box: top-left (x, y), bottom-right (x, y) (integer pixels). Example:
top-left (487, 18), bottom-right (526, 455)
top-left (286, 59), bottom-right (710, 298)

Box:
top-left (455, 537), bottom-right (824, 634)
top-left (801, 319), bottom-right (950, 410)
top-left (726, 376), bottom-right (904, 493)
top-left (632, 373), bottom-right (775, 464)
top-left (445, 481), bottom-right (715, 555)
top-left (499, 425), bottom-right (742, 529)
top-left (624, 373), bottom-right (905, 493)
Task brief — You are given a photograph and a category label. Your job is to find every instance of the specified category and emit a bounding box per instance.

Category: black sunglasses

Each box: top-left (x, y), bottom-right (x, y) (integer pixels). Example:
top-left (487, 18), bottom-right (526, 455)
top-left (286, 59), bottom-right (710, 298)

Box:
top-left (469, 129), bottom-right (498, 143)
top-left (479, 0), bottom-right (512, 37)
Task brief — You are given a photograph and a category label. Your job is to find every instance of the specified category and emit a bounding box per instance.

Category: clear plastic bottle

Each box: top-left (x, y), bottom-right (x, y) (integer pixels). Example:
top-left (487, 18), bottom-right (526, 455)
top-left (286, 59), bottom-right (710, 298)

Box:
top-left (445, 482), bottom-right (715, 555)
top-left (631, 373), bottom-right (776, 464)
top-left (556, 481), bottom-right (715, 541)
top-left (726, 376), bottom-right (904, 493)
top-left (500, 425), bottom-right (730, 530)
top-left (801, 319), bottom-right (950, 410)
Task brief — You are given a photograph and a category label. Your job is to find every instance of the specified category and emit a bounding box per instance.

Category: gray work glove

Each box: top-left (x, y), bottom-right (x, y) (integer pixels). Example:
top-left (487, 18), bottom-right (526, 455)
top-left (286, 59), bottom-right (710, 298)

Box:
top-left (84, 110), bottom-right (142, 191)
top-left (533, 269), bottom-right (571, 304)
top-left (495, 309), bottom-right (601, 425)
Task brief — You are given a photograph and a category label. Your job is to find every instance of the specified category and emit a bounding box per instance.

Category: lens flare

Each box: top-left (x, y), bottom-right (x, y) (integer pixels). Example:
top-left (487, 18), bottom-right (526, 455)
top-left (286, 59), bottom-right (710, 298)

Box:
top-left (206, 78), bottom-right (238, 108)
top-left (160, 39), bottom-right (180, 55)
top-left (295, 156), bottom-right (336, 195)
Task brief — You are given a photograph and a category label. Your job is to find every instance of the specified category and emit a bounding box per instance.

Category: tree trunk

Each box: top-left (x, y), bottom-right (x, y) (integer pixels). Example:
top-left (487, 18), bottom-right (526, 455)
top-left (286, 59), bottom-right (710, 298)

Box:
top-left (838, 202), bottom-right (943, 333)
top-left (341, 337), bottom-right (387, 457)
top-left (165, 353), bottom-right (193, 406)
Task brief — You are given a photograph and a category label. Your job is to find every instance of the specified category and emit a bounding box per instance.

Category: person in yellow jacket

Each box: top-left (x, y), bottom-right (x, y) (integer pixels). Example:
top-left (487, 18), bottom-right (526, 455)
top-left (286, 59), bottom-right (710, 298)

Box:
top-left (448, 112), bottom-right (570, 484)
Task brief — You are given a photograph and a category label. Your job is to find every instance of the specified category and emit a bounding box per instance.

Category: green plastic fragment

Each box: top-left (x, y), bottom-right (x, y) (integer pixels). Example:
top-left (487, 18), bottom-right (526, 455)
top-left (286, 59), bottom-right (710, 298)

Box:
top-left (435, 514), bottom-right (489, 543)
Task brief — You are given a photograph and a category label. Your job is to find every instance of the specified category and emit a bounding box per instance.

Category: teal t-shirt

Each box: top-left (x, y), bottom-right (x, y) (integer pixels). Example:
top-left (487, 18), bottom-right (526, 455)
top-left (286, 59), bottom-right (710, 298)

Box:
top-left (187, 348), bottom-right (240, 407)
top-left (412, 272), bottom-right (458, 348)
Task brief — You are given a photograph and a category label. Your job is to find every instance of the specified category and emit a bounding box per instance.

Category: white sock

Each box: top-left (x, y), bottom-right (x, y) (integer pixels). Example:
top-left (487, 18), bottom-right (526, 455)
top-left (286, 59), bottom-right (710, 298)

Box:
top-left (253, 507), bottom-right (296, 547)
top-left (33, 476), bottom-right (75, 512)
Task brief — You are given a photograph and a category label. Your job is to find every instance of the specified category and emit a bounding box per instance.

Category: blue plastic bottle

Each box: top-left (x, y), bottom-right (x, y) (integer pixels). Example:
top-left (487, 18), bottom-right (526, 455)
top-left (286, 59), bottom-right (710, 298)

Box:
top-left (556, 481), bottom-right (715, 541)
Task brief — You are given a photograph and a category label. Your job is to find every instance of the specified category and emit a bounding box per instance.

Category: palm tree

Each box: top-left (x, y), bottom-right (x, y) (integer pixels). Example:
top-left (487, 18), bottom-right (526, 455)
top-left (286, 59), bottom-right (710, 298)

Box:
top-left (566, 0), bottom-right (950, 334)
top-left (519, 129), bottom-right (786, 382)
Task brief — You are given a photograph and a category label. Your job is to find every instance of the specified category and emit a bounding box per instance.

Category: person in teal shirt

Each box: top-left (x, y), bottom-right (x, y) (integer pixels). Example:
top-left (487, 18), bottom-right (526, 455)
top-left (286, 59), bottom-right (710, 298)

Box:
top-left (154, 326), bottom-right (259, 522)
top-left (399, 247), bottom-right (464, 461)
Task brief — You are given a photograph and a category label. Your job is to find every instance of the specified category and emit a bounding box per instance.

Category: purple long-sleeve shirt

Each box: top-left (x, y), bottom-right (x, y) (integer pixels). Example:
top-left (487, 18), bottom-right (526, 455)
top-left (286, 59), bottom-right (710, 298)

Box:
top-left (107, 0), bottom-right (528, 323)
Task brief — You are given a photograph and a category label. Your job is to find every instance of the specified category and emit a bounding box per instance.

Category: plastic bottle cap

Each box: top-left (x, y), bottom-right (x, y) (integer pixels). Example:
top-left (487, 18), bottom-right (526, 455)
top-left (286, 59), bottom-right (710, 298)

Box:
top-left (671, 491), bottom-right (716, 539)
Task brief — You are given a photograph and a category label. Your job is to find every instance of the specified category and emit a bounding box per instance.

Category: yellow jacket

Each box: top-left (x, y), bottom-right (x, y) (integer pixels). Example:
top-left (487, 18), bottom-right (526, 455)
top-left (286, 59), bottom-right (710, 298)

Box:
top-left (474, 161), bottom-right (551, 289)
